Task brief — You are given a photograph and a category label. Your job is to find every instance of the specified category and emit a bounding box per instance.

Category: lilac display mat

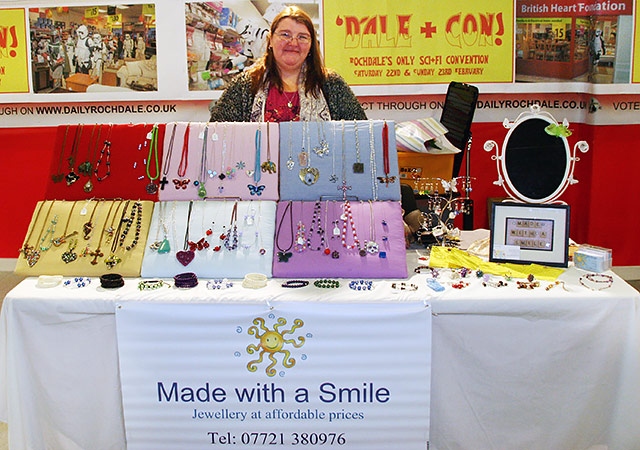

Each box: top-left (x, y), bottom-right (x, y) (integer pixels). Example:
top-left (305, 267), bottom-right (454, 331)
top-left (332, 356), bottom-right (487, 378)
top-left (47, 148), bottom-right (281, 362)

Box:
top-left (278, 120), bottom-right (401, 201)
top-left (272, 200), bottom-right (407, 279)
top-left (158, 122), bottom-right (279, 201)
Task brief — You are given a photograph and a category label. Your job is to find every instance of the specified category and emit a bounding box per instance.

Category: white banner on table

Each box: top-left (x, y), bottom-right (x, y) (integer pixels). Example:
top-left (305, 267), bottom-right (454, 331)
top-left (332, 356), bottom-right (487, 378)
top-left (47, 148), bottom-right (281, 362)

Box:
top-left (115, 301), bottom-right (431, 450)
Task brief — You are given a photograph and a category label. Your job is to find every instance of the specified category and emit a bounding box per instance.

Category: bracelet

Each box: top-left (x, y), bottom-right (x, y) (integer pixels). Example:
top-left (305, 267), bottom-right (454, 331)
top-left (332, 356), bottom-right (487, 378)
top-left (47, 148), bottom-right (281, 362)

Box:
top-left (138, 279), bottom-right (167, 291)
top-left (36, 275), bottom-right (63, 288)
top-left (100, 273), bottom-right (124, 289)
top-left (391, 282), bottom-right (418, 291)
top-left (546, 280), bottom-right (569, 291)
top-left (242, 273), bottom-right (268, 289)
top-left (206, 279), bottom-right (234, 290)
top-left (482, 279), bottom-right (507, 288)
top-left (349, 279), bottom-right (373, 291)
top-left (451, 280), bottom-right (469, 289)
top-left (281, 280), bottom-right (309, 288)
top-left (313, 279), bottom-right (340, 289)
top-left (174, 272), bottom-right (198, 289)
top-left (579, 273), bottom-right (613, 291)
top-left (414, 265), bottom-right (430, 274)
top-left (63, 277), bottom-right (92, 289)
top-left (516, 280), bottom-right (540, 289)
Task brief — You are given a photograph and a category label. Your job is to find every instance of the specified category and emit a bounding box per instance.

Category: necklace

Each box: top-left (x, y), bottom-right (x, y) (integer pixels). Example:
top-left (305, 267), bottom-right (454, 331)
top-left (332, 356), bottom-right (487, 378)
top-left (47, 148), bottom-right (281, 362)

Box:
top-left (177, 123), bottom-right (190, 178)
top-left (282, 89), bottom-right (298, 109)
top-left (365, 200), bottom-right (379, 254)
top-left (160, 123), bottom-right (177, 190)
top-left (52, 200), bottom-right (79, 247)
top-left (145, 124), bottom-right (160, 194)
top-left (306, 201), bottom-right (326, 252)
top-left (352, 120), bottom-right (364, 173)
top-left (299, 121), bottom-right (319, 185)
top-left (20, 200), bottom-right (55, 267)
top-left (176, 200), bottom-right (195, 266)
top-left (260, 123), bottom-right (277, 174)
top-left (81, 124), bottom-right (102, 193)
top-left (88, 200), bottom-right (119, 265)
top-left (338, 121), bottom-right (352, 199)
top-left (313, 121), bottom-right (329, 157)
top-left (82, 199), bottom-right (101, 240)
top-left (195, 123), bottom-right (208, 198)
top-left (368, 121), bottom-right (379, 200)
top-left (188, 201), bottom-right (210, 251)
top-left (94, 124), bottom-right (114, 182)
top-left (118, 201), bottom-right (143, 251)
top-left (377, 121), bottom-right (396, 186)
top-left (65, 124), bottom-right (83, 185)
top-left (329, 122), bottom-right (338, 182)
top-left (286, 122), bottom-right (295, 171)
top-left (341, 200), bottom-right (364, 256)
top-left (149, 201), bottom-right (171, 253)
top-left (328, 201), bottom-right (341, 259)
top-left (223, 201), bottom-right (239, 251)
top-left (275, 201), bottom-right (294, 262)
top-left (248, 126), bottom-right (265, 196)
top-left (52, 125), bottom-right (70, 183)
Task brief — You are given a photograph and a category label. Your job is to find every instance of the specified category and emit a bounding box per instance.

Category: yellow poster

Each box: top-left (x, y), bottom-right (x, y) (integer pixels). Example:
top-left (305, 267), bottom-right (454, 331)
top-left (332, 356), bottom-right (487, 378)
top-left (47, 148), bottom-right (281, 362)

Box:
top-left (0, 8), bottom-right (29, 93)
top-left (634, 0), bottom-right (640, 82)
top-left (323, 0), bottom-right (514, 85)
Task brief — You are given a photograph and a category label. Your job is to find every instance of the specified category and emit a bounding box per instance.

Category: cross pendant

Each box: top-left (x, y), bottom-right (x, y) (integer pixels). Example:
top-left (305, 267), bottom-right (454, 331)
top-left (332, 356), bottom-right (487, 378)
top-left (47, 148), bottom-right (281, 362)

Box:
top-left (89, 248), bottom-right (103, 265)
top-left (159, 176), bottom-right (169, 190)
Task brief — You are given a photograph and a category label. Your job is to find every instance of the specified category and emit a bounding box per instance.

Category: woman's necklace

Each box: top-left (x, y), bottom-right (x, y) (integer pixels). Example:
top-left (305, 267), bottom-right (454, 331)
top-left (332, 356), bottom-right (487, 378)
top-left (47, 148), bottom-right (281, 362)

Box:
top-left (145, 124), bottom-right (160, 194)
top-left (377, 121), bottom-right (396, 186)
top-left (176, 200), bottom-right (195, 266)
top-left (52, 200), bottom-right (79, 247)
top-left (149, 201), bottom-right (171, 254)
top-left (82, 199), bottom-right (101, 240)
top-left (248, 126), bottom-right (265, 196)
top-left (306, 201), bottom-right (326, 252)
top-left (352, 120), bottom-right (364, 174)
top-left (94, 124), bottom-right (114, 182)
top-left (52, 125), bottom-right (70, 183)
top-left (174, 123), bottom-right (190, 187)
top-left (329, 122), bottom-right (338, 182)
top-left (338, 121), bottom-right (352, 199)
top-left (313, 121), bottom-right (329, 157)
top-left (80, 124), bottom-right (102, 193)
top-left (275, 201), bottom-right (294, 262)
top-left (368, 121), bottom-right (379, 201)
top-left (20, 200), bottom-right (55, 267)
top-left (65, 124), bottom-right (83, 185)
top-left (286, 122), bottom-right (295, 171)
top-left (282, 89), bottom-right (298, 109)
top-left (160, 123), bottom-right (177, 190)
top-left (188, 201), bottom-right (211, 251)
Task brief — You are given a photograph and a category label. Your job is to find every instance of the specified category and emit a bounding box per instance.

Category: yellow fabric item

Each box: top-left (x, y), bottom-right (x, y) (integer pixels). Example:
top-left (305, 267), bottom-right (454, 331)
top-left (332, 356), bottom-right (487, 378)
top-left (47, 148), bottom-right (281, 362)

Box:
top-left (429, 246), bottom-right (565, 281)
top-left (15, 200), bottom-right (155, 277)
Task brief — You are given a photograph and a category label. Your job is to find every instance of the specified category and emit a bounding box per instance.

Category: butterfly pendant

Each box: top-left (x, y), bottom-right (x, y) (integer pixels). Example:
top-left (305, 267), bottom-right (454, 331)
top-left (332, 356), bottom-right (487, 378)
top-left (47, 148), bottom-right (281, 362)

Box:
top-left (277, 251), bottom-right (293, 262)
top-left (248, 184), bottom-right (265, 196)
top-left (173, 178), bottom-right (190, 190)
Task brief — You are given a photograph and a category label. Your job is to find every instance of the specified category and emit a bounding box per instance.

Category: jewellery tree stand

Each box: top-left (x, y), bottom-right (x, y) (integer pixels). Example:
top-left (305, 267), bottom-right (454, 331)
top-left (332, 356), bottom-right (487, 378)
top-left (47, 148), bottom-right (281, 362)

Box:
top-left (483, 104), bottom-right (589, 204)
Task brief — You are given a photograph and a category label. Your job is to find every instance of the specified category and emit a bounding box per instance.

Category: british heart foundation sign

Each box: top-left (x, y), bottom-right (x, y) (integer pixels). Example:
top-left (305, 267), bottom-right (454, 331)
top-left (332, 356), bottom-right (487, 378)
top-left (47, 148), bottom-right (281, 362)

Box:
top-left (0, 9), bottom-right (29, 93)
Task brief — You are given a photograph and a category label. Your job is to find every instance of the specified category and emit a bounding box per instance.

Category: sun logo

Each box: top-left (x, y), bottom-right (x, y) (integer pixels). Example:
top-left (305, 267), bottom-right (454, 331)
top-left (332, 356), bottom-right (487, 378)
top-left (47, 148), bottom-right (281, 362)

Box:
top-left (246, 317), bottom-right (305, 377)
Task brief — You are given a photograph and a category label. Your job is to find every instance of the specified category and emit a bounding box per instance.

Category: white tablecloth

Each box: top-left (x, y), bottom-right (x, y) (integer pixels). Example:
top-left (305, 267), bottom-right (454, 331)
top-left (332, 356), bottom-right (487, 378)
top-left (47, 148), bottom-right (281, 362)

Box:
top-left (1, 267), bottom-right (639, 450)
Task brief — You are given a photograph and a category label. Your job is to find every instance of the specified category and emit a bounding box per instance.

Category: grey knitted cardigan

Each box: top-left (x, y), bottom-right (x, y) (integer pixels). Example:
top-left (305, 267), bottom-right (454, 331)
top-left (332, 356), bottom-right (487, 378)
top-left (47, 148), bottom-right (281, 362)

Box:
top-left (209, 71), bottom-right (367, 122)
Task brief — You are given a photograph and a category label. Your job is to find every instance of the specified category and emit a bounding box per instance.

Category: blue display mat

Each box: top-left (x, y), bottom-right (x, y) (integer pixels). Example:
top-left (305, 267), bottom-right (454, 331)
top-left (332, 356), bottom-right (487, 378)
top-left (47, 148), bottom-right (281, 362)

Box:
top-left (278, 120), bottom-right (401, 201)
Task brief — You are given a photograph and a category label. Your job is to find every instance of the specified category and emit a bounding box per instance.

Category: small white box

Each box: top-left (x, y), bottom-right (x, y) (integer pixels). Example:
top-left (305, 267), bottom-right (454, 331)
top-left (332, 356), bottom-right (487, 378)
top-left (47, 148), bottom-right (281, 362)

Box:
top-left (574, 244), bottom-right (612, 273)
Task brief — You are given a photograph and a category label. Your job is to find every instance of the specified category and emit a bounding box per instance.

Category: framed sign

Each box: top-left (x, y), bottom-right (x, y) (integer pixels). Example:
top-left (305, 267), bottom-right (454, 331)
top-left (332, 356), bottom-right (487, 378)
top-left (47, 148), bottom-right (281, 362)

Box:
top-left (490, 202), bottom-right (570, 267)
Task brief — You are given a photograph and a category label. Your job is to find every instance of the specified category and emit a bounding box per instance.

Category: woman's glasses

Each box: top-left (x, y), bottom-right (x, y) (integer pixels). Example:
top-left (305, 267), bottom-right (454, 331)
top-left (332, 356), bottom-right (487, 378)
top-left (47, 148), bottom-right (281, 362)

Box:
top-left (274, 31), bottom-right (312, 44)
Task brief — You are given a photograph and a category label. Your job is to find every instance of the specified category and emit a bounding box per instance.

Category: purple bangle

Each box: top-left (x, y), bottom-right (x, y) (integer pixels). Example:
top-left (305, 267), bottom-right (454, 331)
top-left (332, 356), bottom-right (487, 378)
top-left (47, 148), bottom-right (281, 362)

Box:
top-left (174, 272), bottom-right (198, 289)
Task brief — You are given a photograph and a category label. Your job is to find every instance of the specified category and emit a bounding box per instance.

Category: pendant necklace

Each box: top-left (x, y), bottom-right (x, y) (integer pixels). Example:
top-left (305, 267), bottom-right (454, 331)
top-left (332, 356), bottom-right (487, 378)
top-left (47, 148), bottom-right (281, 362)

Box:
top-left (286, 122), bottom-right (295, 170)
top-left (65, 124), bottom-right (83, 185)
top-left (275, 201), bottom-right (294, 262)
top-left (145, 124), bottom-right (160, 194)
top-left (248, 126), bottom-right (265, 196)
top-left (313, 121), bottom-right (329, 157)
top-left (52, 200), bottom-right (79, 247)
top-left (94, 124), bottom-right (114, 182)
top-left (377, 121), bottom-right (396, 187)
top-left (174, 122), bottom-right (191, 189)
top-left (217, 124), bottom-right (235, 193)
top-left (328, 200), bottom-right (340, 259)
top-left (223, 201), bottom-right (239, 251)
top-left (322, 200), bottom-right (334, 256)
top-left (195, 123), bottom-right (209, 198)
top-left (103, 199), bottom-right (124, 245)
top-left (19, 200), bottom-right (55, 267)
top-left (283, 88), bottom-right (298, 109)
top-left (39, 209), bottom-right (59, 253)
top-left (207, 124), bottom-right (219, 180)
top-left (368, 121), bottom-right (379, 200)
top-left (88, 200), bottom-right (119, 265)
top-left (293, 203), bottom-right (307, 253)
top-left (365, 200), bottom-right (379, 255)
top-left (341, 200), bottom-right (365, 256)
top-left (82, 199), bottom-right (101, 240)
top-left (176, 201), bottom-right (196, 266)
top-left (149, 201), bottom-right (171, 254)
top-left (81, 124), bottom-right (102, 193)
top-left (352, 120), bottom-right (364, 174)
top-left (240, 201), bottom-right (258, 250)
top-left (299, 121), bottom-right (319, 185)
top-left (338, 121), bottom-right (352, 199)
top-left (52, 125), bottom-right (70, 183)
top-left (329, 122), bottom-right (338, 182)
top-left (188, 201), bottom-right (211, 251)
top-left (160, 123), bottom-right (177, 190)
top-left (260, 123), bottom-right (277, 174)
top-left (102, 200), bottom-right (128, 268)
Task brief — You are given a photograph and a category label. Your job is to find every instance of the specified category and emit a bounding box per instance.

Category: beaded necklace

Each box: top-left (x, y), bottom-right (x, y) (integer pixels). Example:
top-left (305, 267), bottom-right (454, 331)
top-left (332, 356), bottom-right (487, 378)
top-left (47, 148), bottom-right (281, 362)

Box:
top-left (145, 124), bottom-right (160, 194)
top-left (275, 201), bottom-right (294, 262)
top-left (94, 124), bottom-right (114, 182)
top-left (341, 200), bottom-right (364, 256)
top-left (306, 201), bottom-right (325, 252)
top-left (368, 121), bottom-right (379, 200)
top-left (52, 125), bottom-right (70, 183)
top-left (223, 201), bottom-right (239, 251)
